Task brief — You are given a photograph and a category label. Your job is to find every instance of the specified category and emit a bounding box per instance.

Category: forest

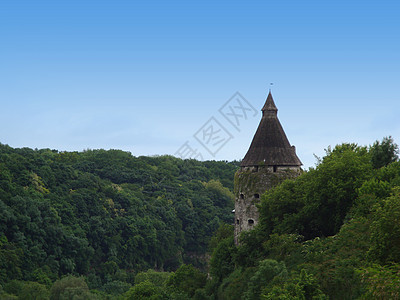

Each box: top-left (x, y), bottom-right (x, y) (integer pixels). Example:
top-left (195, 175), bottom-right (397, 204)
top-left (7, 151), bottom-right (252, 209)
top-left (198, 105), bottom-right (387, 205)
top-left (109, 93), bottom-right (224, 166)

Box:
top-left (1, 137), bottom-right (400, 299)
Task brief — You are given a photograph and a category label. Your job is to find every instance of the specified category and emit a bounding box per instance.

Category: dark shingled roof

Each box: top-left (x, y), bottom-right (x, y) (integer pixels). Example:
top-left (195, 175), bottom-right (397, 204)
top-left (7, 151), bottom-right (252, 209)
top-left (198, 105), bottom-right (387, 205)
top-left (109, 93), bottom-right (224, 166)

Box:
top-left (241, 91), bottom-right (302, 167)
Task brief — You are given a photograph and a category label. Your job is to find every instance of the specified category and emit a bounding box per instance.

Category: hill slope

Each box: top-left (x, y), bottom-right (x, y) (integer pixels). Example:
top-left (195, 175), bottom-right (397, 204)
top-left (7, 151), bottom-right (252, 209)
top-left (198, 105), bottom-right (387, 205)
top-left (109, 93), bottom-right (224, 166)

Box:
top-left (0, 144), bottom-right (238, 290)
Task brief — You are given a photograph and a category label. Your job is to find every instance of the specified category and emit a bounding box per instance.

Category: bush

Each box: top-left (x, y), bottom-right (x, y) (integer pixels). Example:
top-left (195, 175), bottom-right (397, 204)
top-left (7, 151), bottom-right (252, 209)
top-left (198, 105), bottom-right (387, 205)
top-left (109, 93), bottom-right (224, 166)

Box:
top-left (19, 282), bottom-right (49, 300)
top-left (102, 280), bottom-right (131, 295)
top-left (244, 259), bottom-right (288, 300)
top-left (262, 269), bottom-right (327, 300)
top-left (368, 188), bottom-right (400, 264)
top-left (125, 280), bottom-right (165, 300)
top-left (50, 276), bottom-right (94, 300)
top-left (134, 269), bottom-right (171, 287)
top-left (166, 264), bottom-right (207, 297)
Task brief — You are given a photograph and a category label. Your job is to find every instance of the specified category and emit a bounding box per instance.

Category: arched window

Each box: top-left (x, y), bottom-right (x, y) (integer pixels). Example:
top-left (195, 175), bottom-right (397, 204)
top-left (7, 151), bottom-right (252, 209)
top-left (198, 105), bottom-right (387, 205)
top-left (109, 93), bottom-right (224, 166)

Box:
top-left (236, 219), bottom-right (240, 225)
top-left (254, 193), bottom-right (260, 199)
top-left (248, 219), bottom-right (254, 225)
top-left (240, 193), bottom-right (244, 199)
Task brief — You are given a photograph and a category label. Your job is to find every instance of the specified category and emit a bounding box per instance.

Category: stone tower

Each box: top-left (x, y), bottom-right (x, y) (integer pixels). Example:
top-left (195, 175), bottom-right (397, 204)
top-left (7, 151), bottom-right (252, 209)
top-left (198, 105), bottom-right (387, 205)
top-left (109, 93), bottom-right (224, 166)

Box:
top-left (234, 91), bottom-right (302, 244)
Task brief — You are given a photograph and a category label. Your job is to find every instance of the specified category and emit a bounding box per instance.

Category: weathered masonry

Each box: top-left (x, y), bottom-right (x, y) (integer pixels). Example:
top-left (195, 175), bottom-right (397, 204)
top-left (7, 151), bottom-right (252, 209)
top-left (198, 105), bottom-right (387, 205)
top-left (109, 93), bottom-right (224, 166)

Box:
top-left (234, 91), bottom-right (302, 244)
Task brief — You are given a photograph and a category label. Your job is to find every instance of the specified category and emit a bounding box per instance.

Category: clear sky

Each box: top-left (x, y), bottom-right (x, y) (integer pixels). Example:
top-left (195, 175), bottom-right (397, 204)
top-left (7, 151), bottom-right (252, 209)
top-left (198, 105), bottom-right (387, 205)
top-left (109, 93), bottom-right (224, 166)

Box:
top-left (1, 0), bottom-right (399, 169)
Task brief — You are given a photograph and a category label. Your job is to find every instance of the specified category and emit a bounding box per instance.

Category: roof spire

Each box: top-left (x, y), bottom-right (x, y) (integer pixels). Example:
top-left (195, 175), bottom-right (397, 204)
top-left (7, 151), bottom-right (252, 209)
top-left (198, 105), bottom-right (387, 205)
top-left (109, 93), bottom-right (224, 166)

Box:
top-left (261, 90), bottom-right (278, 116)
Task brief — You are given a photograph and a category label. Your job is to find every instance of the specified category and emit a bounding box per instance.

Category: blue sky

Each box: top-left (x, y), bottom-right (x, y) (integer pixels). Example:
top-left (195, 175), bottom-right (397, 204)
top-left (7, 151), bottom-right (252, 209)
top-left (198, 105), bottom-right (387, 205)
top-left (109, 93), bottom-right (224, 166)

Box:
top-left (1, 0), bottom-right (399, 169)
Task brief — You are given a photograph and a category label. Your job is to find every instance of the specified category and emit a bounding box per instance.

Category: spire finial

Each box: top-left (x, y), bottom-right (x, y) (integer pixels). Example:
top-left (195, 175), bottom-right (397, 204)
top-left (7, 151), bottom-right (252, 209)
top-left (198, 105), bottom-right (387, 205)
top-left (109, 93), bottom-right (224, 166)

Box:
top-left (262, 87), bottom-right (278, 115)
top-left (269, 82), bottom-right (273, 93)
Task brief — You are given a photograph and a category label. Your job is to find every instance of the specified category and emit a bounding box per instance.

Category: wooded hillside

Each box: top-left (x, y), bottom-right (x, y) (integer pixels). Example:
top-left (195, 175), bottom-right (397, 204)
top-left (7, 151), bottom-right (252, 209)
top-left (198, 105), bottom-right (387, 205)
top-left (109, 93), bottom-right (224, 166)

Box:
top-left (1, 137), bottom-right (400, 299)
top-left (0, 144), bottom-right (237, 298)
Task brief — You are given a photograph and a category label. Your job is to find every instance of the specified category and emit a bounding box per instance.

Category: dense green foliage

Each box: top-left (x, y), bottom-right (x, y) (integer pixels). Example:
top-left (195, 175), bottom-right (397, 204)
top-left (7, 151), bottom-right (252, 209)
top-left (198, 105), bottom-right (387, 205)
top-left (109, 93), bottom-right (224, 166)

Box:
top-left (0, 144), bottom-right (237, 298)
top-left (206, 137), bottom-right (400, 299)
top-left (1, 137), bottom-right (400, 299)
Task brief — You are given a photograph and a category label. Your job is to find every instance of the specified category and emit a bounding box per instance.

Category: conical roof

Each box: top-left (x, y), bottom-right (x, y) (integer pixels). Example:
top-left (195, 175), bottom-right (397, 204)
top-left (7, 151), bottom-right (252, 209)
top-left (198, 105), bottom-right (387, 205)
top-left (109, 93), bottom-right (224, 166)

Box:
top-left (241, 91), bottom-right (302, 167)
top-left (262, 91), bottom-right (278, 113)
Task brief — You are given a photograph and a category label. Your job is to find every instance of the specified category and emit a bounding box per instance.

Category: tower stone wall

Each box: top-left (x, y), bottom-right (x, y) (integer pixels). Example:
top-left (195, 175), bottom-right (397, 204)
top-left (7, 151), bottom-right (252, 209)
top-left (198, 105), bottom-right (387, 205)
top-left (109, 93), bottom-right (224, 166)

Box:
top-left (234, 166), bottom-right (301, 244)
